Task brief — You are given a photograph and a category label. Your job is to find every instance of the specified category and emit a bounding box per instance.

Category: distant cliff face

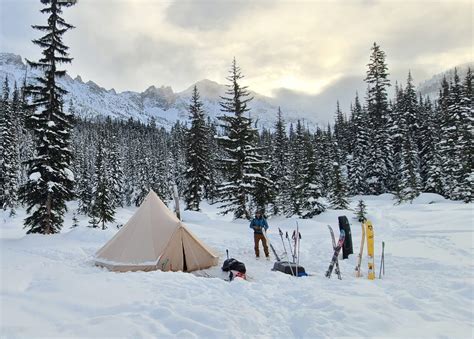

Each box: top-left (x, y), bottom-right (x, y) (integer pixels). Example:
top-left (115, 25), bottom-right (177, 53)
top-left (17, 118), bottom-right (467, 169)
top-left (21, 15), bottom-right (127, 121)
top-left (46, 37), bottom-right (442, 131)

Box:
top-left (0, 52), bottom-right (286, 128)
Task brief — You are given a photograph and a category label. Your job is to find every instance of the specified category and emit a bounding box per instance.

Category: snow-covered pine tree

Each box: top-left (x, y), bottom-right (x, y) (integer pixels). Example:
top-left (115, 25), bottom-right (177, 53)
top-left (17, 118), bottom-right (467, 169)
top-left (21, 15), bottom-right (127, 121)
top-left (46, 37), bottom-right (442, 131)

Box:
top-left (395, 72), bottom-right (421, 203)
top-left (19, 0), bottom-right (76, 234)
top-left (184, 85), bottom-right (210, 211)
top-left (107, 131), bottom-right (124, 208)
top-left (287, 120), bottom-right (306, 216)
top-left (348, 93), bottom-right (369, 194)
top-left (355, 199), bottom-right (367, 222)
top-left (439, 70), bottom-right (465, 200)
top-left (423, 94), bottom-right (444, 194)
top-left (300, 129), bottom-right (326, 218)
top-left (0, 77), bottom-right (10, 209)
top-left (458, 68), bottom-right (473, 202)
top-left (90, 141), bottom-right (115, 230)
top-left (216, 58), bottom-right (270, 219)
top-left (364, 42), bottom-right (392, 194)
top-left (328, 138), bottom-right (349, 209)
top-left (334, 101), bottom-right (349, 162)
top-left (5, 83), bottom-right (21, 215)
top-left (0, 77), bottom-right (20, 214)
top-left (253, 128), bottom-right (273, 214)
top-left (203, 118), bottom-right (219, 202)
top-left (170, 121), bottom-right (187, 195)
top-left (77, 159), bottom-right (93, 215)
top-left (133, 138), bottom-right (152, 206)
top-left (270, 107), bottom-right (290, 215)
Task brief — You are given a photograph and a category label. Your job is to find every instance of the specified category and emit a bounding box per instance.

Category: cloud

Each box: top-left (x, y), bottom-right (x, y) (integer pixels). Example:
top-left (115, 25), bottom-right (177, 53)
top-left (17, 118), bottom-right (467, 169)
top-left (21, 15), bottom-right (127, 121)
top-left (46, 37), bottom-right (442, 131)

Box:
top-left (272, 75), bottom-right (366, 125)
top-left (1, 0), bottom-right (471, 101)
top-left (165, 0), bottom-right (273, 31)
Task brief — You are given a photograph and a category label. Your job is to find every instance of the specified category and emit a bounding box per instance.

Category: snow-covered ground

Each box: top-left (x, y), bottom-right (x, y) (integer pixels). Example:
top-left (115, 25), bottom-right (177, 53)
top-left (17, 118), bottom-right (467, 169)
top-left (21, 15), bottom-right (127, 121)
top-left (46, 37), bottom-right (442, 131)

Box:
top-left (1, 194), bottom-right (473, 338)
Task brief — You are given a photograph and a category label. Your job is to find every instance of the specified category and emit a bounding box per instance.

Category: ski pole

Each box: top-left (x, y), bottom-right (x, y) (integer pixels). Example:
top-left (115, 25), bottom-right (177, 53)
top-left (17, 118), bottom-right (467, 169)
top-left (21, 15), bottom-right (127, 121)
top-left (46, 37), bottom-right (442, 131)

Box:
top-left (296, 221), bottom-right (300, 277)
top-left (279, 228), bottom-right (289, 260)
top-left (292, 230), bottom-right (297, 262)
top-left (379, 241), bottom-right (385, 278)
top-left (286, 231), bottom-right (295, 263)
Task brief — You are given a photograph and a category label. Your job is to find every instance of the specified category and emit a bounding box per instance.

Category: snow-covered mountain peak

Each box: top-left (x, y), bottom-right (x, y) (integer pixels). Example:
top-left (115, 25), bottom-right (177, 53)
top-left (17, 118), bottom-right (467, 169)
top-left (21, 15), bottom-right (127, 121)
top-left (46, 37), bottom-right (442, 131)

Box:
top-left (142, 85), bottom-right (176, 109)
top-left (85, 80), bottom-right (106, 93)
top-left (0, 53), bottom-right (24, 68)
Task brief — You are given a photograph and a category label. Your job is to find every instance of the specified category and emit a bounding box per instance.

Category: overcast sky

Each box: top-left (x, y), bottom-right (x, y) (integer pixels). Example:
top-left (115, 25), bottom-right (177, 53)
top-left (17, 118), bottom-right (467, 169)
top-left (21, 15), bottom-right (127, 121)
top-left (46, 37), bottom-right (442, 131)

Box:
top-left (1, 0), bottom-right (472, 119)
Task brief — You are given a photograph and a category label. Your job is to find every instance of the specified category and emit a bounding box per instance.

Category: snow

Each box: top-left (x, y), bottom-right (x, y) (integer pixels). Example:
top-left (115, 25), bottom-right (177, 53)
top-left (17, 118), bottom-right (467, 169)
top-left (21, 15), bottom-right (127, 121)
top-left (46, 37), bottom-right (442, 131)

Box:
top-left (1, 195), bottom-right (473, 338)
top-left (28, 172), bottom-right (41, 181)
top-left (62, 168), bottom-right (75, 181)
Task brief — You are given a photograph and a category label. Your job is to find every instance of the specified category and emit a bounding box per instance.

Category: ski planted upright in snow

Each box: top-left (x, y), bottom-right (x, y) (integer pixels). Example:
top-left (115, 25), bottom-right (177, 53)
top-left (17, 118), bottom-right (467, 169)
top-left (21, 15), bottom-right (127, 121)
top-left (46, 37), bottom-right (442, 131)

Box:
top-left (355, 221), bottom-right (366, 277)
top-left (325, 229), bottom-right (345, 279)
top-left (327, 225), bottom-right (342, 280)
top-left (365, 221), bottom-right (375, 280)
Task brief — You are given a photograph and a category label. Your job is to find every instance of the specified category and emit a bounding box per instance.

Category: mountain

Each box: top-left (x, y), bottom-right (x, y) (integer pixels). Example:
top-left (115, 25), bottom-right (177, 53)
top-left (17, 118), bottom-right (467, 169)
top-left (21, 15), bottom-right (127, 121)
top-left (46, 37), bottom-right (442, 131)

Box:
top-left (0, 53), bottom-right (305, 129)
top-left (417, 62), bottom-right (473, 99)
top-left (1, 52), bottom-right (470, 128)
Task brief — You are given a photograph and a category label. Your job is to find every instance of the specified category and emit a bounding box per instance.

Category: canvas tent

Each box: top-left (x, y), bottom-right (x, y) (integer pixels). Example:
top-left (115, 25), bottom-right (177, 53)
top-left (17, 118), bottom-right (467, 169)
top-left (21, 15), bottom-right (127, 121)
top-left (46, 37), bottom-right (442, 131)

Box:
top-left (95, 190), bottom-right (218, 272)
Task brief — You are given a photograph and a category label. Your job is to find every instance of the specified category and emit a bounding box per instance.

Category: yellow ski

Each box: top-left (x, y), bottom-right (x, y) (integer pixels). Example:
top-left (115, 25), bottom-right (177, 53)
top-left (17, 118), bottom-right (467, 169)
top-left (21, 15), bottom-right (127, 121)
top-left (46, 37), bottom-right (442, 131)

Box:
top-left (365, 221), bottom-right (375, 280)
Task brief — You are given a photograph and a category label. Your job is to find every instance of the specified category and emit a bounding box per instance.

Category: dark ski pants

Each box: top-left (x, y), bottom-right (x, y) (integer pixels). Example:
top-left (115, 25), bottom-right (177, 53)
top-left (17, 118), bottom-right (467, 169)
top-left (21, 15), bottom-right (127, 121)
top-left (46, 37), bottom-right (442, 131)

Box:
top-left (254, 233), bottom-right (269, 257)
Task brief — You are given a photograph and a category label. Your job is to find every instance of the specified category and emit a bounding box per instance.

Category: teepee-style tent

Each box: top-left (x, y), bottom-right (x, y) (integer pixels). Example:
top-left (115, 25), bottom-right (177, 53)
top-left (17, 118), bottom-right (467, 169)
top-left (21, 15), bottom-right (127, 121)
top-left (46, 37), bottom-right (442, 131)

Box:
top-left (95, 190), bottom-right (218, 272)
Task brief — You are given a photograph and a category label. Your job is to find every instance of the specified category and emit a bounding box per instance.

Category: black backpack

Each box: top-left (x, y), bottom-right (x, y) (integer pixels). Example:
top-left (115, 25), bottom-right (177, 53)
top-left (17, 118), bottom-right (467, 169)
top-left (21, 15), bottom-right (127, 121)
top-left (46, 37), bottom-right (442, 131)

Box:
top-left (222, 258), bottom-right (246, 274)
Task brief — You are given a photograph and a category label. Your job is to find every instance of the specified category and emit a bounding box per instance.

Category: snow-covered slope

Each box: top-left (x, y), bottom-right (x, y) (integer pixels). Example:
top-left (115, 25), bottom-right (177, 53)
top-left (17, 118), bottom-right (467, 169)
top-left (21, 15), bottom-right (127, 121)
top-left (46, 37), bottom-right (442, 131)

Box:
top-left (1, 194), bottom-right (473, 337)
top-left (0, 52), bottom-right (294, 128)
top-left (418, 62), bottom-right (473, 99)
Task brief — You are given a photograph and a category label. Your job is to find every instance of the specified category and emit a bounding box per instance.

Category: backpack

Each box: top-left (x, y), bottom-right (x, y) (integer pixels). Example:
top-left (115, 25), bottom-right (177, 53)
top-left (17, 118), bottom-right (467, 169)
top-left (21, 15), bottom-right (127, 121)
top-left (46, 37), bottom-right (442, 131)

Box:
top-left (222, 258), bottom-right (246, 274)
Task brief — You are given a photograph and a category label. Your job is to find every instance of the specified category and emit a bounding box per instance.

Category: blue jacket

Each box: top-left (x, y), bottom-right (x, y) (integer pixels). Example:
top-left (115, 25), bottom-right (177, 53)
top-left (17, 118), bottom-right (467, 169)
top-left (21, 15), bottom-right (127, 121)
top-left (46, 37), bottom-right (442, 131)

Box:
top-left (250, 217), bottom-right (268, 234)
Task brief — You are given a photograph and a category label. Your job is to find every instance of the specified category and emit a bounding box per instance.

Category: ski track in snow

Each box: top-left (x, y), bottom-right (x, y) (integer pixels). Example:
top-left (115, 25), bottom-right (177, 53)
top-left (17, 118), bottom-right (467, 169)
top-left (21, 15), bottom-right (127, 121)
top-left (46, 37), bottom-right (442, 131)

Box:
top-left (1, 194), bottom-right (473, 338)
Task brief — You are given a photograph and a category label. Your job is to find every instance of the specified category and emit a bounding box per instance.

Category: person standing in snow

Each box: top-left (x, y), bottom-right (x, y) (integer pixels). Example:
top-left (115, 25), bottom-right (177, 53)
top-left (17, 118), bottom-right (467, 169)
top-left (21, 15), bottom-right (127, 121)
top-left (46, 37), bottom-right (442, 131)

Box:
top-left (250, 211), bottom-right (269, 258)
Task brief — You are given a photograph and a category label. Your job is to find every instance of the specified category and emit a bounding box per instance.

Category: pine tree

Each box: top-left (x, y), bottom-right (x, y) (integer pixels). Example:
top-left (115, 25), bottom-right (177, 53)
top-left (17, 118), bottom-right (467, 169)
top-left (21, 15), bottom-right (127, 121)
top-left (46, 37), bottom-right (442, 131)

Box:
top-left (19, 0), bottom-right (76, 234)
top-left (270, 107), bottom-right (290, 214)
top-left (364, 43), bottom-right (391, 194)
top-left (348, 93), bottom-right (368, 194)
top-left (423, 98), bottom-right (444, 194)
top-left (458, 68), bottom-right (473, 202)
top-left (334, 101), bottom-right (349, 162)
top-left (183, 86), bottom-right (210, 211)
top-left (287, 120), bottom-right (307, 216)
top-left (328, 139), bottom-right (349, 209)
top-left (107, 132), bottom-right (123, 208)
top-left (90, 142), bottom-right (115, 230)
top-left (203, 118), bottom-right (219, 202)
top-left (0, 77), bottom-right (19, 214)
top-left (216, 59), bottom-right (270, 219)
top-left (300, 130), bottom-right (325, 218)
top-left (395, 72), bottom-right (421, 202)
top-left (355, 199), bottom-right (367, 222)
top-left (439, 70), bottom-right (466, 200)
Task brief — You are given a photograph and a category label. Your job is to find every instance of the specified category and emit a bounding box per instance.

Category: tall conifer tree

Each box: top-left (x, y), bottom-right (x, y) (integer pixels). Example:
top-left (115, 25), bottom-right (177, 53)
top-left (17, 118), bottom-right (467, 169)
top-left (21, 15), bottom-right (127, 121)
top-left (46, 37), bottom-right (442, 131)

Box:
top-left (184, 86), bottom-right (210, 211)
top-left (19, 0), bottom-right (76, 234)
top-left (216, 59), bottom-right (270, 219)
top-left (364, 43), bottom-right (391, 194)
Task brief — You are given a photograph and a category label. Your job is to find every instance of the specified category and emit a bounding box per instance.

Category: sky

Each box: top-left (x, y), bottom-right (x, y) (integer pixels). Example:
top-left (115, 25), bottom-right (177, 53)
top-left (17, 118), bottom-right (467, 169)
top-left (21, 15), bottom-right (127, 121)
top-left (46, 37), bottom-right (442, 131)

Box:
top-left (0, 0), bottom-right (472, 120)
